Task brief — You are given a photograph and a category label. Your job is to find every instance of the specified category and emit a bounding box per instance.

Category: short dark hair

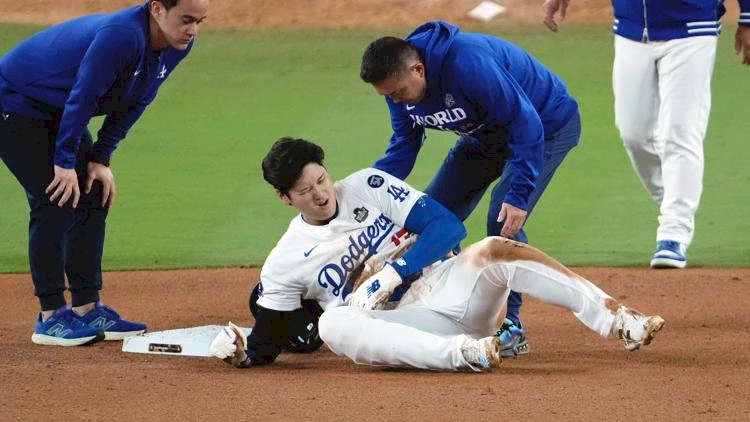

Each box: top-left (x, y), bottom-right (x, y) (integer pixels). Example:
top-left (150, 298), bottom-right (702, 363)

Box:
top-left (154, 0), bottom-right (180, 10)
top-left (262, 137), bottom-right (325, 195)
top-left (360, 36), bottom-right (422, 83)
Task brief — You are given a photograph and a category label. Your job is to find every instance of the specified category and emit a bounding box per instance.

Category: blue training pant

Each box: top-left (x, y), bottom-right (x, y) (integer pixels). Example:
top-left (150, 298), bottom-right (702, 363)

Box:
top-left (424, 111), bottom-right (581, 325)
top-left (0, 111), bottom-right (107, 311)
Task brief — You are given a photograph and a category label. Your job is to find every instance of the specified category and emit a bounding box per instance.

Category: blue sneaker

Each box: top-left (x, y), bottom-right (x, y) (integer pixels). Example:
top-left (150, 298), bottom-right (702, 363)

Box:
top-left (650, 240), bottom-right (687, 269)
top-left (79, 302), bottom-right (147, 340)
top-left (31, 307), bottom-right (105, 346)
top-left (495, 318), bottom-right (530, 357)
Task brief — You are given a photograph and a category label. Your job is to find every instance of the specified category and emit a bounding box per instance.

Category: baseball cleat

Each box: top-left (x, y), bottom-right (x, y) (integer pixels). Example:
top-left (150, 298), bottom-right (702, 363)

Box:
top-left (496, 318), bottom-right (531, 357)
top-left (650, 240), bottom-right (687, 269)
top-left (459, 335), bottom-right (502, 372)
top-left (613, 306), bottom-right (665, 351)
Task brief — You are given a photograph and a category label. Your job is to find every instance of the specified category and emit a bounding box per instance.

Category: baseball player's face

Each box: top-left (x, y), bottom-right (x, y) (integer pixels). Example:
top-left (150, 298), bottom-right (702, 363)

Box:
top-left (281, 163), bottom-right (337, 226)
top-left (371, 62), bottom-right (427, 105)
top-left (150, 0), bottom-right (209, 51)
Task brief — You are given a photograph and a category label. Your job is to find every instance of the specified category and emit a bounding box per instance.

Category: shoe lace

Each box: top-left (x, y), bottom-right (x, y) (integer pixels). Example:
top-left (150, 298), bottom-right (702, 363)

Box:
top-left (496, 319), bottom-right (519, 337)
top-left (57, 309), bottom-right (87, 329)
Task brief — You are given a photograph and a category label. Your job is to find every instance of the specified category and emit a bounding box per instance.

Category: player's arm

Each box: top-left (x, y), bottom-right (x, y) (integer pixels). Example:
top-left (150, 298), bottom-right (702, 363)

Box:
top-left (54, 27), bottom-right (140, 169)
top-left (463, 60), bottom-right (544, 213)
top-left (93, 43), bottom-right (195, 163)
top-left (389, 194), bottom-right (466, 278)
top-left (373, 99), bottom-right (426, 180)
top-left (210, 304), bottom-right (293, 368)
top-left (736, 0), bottom-right (750, 65)
top-left (346, 170), bottom-right (466, 309)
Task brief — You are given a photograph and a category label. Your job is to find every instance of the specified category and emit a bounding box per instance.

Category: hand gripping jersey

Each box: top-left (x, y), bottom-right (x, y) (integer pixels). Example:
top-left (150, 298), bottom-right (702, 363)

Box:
top-left (257, 168), bottom-right (422, 312)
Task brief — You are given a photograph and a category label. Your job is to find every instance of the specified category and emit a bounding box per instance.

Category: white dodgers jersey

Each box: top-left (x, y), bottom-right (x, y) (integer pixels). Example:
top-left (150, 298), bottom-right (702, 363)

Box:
top-left (256, 168), bottom-right (422, 312)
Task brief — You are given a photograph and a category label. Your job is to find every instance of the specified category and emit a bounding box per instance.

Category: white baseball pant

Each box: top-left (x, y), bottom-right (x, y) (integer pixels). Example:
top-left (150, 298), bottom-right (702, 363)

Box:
top-left (613, 35), bottom-right (717, 245)
top-left (318, 237), bottom-right (619, 371)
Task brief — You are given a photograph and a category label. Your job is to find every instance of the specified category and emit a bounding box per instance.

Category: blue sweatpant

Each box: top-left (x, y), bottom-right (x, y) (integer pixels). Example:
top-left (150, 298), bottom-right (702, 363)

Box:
top-left (424, 111), bottom-right (581, 326)
top-left (0, 111), bottom-right (107, 311)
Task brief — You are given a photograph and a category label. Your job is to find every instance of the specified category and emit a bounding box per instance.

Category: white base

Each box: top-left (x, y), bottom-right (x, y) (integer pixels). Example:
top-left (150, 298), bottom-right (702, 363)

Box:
top-left (467, 1), bottom-right (506, 22)
top-left (122, 325), bottom-right (253, 357)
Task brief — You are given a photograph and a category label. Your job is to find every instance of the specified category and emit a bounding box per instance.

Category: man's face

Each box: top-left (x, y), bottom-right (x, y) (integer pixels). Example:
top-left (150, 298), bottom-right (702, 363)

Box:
top-left (371, 62), bottom-right (427, 105)
top-left (150, 0), bottom-right (209, 51)
top-left (280, 163), bottom-right (337, 225)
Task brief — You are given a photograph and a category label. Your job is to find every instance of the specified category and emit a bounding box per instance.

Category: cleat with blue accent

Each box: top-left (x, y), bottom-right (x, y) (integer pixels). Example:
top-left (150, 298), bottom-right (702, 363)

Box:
top-left (650, 240), bottom-right (687, 269)
top-left (31, 307), bottom-right (104, 347)
top-left (79, 302), bottom-right (147, 340)
top-left (496, 318), bottom-right (530, 357)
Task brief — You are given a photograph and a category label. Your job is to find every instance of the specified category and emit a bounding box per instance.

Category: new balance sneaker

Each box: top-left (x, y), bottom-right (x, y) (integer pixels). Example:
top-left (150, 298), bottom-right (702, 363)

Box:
top-left (650, 240), bottom-right (687, 269)
top-left (31, 307), bottom-right (105, 347)
top-left (78, 302), bottom-right (147, 340)
top-left (496, 318), bottom-right (531, 357)
top-left (459, 335), bottom-right (502, 372)
top-left (613, 306), bottom-right (665, 351)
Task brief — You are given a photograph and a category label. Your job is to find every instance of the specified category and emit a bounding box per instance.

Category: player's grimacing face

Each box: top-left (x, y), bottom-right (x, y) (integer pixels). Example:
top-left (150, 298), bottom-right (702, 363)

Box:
top-left (283, 163), bottom-right (337, 226)
top-left (371, 62), bottom-right (427, 105)
top-left (150, 0), bottom-right (209, 51)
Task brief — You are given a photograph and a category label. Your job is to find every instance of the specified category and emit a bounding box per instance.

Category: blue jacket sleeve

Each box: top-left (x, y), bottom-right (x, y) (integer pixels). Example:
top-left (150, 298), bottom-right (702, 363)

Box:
top-left (373, 99), bottom-right (426, 180)
top-left (459, 56), bottom-right (544, 211)
top-left (389, 194), bottom-right (467, 279)
top-left (54, 26), bottom-right (141, 168)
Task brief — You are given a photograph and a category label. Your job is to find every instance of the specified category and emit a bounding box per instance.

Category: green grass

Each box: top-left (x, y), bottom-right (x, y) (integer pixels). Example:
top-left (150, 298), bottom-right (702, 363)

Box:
top-left (1, 23), bottom-right (748, 271)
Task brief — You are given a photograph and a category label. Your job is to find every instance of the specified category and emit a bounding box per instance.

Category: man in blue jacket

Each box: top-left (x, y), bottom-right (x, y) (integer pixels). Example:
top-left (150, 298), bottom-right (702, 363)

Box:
top-left (360, 21), bottom-right (582, 358)
top-left (543, 0), bottom-right (750, 268)
top-left (0, 0), bottom-right (209, 346)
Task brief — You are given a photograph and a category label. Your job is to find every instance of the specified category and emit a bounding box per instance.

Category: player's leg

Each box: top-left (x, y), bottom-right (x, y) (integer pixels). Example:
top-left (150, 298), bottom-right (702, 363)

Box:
top-left (65, 132), bottom-right (104, 309)
top-left (65, 131), bottom-right (147, 339)
top-left (423, 135), bottom-right (504, 223)
top-left (0, 114), bottom-right (103, 346)
top-left (0, 115), bottom-right (72, 312)
top-left (651, 36), bottom-right (716, 266)
top-left (453, 237), bottom-right (664, 350)
top-left (487, 111), bottom-right (582, 354)
top-left (614, 35), bottom-right (663, 202)
top-left (318, 305), bottom-right (500, 372)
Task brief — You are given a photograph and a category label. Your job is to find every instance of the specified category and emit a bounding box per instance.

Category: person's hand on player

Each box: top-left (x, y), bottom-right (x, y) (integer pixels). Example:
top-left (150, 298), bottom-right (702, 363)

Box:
top-left (46, 165), bottom-right (80, 207)
top-left (735, 26), bottom-right (750, 66)
top-left (85, 162), bottom-right (116, 207)
top-left (497, 202), bottom-right (528, 238)
top-left (543, 0), bottom-right (570, 32)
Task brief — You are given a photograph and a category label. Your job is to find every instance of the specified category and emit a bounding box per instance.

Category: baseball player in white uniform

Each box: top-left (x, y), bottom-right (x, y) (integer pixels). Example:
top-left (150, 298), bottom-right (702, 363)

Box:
top-left (543, 0), bottom-right (750, 268)
top-left (209, 137), bottom-right (665, 372)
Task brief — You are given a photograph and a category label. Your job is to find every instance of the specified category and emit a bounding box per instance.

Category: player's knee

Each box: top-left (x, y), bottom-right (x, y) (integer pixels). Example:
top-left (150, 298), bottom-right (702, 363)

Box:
top-left (318, 306), bottom-right (364, 351)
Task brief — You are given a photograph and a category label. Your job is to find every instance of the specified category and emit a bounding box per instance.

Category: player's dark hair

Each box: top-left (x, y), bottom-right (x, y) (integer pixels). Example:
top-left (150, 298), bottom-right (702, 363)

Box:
top-left (154, 0), bottom-right (180, 10)
top-left (360, 36), bottom-right (423, 83)
top-left (262, 137), bottom-right (325, 195)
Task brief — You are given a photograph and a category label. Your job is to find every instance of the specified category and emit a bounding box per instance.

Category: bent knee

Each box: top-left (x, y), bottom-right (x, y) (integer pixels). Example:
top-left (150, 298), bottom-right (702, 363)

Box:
top-left (318, 306), bottom-right (364, 348)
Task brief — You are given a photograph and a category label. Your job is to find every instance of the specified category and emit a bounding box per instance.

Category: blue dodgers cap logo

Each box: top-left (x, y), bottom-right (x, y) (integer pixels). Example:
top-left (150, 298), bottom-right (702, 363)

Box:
top-left (367, 175), bottom-right (384, 188)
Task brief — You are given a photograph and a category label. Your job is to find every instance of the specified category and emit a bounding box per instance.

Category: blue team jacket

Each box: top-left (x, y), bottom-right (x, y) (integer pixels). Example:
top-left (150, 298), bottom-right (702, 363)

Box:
top-left (0, 2), bottom-right (193, 168)
top-left (374, 21), bottom-right (578, 212)
top-left (613, 0), bottom-right (750, 42)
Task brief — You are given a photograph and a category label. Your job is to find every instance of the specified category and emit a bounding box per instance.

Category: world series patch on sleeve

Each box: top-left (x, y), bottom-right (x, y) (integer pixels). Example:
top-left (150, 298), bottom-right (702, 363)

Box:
top-left (122, 325), bottom-right (253, 357)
